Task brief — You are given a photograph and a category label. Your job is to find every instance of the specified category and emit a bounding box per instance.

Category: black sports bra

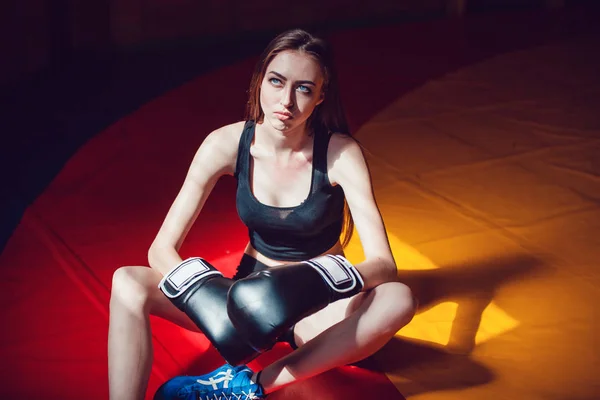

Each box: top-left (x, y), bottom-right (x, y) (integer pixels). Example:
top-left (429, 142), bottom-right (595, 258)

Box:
top-left (234, 121), bottom-right (345, 261)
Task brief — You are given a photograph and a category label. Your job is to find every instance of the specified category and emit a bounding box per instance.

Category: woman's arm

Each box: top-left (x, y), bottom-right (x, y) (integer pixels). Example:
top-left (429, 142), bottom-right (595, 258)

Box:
top-left (328, 134), bottom-right (397, 290)
top-left (148, 122), bottom-right (244, 275)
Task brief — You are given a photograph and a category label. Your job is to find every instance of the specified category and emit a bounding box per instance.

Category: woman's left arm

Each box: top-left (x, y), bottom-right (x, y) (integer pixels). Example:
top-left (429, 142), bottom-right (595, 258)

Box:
top-left (329, 134), bottom-right (398, 290)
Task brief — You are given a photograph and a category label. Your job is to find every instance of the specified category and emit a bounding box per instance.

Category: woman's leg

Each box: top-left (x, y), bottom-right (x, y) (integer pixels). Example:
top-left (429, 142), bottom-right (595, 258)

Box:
top-left (108, 266), bottom-right (199, 400)
top-left (258, 281), bottom-right (416, 393)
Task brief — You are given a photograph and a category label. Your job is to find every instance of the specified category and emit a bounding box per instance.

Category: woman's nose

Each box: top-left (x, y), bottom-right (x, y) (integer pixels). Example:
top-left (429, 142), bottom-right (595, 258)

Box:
top-left (280, 86), bottom-right (294, 108)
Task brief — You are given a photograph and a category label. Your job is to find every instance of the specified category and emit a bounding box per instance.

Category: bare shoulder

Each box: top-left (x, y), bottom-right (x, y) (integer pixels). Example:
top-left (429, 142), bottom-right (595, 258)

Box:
top-left (202, 121), bottom-right (246, 152)
top-left (327, 133), bottom-right (364, 166)
top-left (194, 121), bottom-right (246, 176)
top-left (327, 133), bottom-right (367, 186)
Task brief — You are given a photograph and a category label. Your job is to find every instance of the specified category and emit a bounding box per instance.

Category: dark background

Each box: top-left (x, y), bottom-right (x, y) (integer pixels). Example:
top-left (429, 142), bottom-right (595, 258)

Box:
top-left (1, 0), bottom-right (597, 252)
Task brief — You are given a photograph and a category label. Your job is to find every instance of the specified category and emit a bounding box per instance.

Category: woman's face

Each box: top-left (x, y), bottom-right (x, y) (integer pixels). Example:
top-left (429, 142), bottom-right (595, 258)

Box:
top-left (259, 50), bottom-right (325, 133)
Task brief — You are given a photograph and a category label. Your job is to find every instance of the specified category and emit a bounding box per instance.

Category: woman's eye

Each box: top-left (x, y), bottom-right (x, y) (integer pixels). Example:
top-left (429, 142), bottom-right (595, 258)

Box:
top-left (269, 78), bottom-right (282, 85)
top-left (297, 85), bottom-right (311, 94)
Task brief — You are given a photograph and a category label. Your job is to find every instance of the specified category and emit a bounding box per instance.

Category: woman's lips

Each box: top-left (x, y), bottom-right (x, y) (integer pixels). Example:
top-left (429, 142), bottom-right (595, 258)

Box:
top-left (274, 112), bottom-right (292, 121)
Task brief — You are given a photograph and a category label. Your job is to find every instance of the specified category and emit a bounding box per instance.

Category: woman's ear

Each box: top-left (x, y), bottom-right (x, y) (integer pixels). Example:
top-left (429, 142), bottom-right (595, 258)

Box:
top-left (316, 91), bottom-right (325, 106)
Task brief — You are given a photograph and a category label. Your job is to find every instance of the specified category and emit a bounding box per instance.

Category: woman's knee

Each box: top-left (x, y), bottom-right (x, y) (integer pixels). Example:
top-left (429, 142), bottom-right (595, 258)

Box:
top-left (110, 266), bottom-right (159, 312)
top-left (370, 281), bottom-right (416, 332)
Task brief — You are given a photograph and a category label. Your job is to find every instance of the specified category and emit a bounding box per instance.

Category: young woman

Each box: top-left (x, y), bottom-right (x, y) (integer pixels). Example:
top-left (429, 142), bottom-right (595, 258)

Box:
top-left (108, 29), bottom-right (416, 400)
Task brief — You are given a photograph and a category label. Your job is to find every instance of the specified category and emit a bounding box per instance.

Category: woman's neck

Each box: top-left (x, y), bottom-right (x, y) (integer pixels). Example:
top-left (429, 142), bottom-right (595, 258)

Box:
top-left (256, 120), bottom-right (312, 155)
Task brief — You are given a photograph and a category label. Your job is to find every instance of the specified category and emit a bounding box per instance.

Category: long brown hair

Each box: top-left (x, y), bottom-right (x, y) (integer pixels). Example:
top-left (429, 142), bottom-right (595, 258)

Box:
top-left (245, 29), bottom-right (354, 248)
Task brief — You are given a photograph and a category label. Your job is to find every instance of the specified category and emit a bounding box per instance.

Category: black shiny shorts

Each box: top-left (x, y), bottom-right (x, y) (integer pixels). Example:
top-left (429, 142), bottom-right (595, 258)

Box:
top-left (232, 254), bottom-right (271, 280)
top-left (232, 254), bottom-right (298, 349)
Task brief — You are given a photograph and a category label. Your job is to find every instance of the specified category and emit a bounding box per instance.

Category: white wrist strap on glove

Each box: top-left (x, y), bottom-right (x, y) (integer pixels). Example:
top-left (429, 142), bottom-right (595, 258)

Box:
top-left (158, 257), bottom-right (222, 299)
top-left (305, 254), bottom-right (364, 294)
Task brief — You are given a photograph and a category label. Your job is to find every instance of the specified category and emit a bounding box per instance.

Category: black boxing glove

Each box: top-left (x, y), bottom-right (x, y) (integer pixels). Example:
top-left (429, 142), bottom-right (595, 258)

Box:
top-left (226, 254), bottom-right (364, 352)
top-left (158, 257), bottom-right (260, 365)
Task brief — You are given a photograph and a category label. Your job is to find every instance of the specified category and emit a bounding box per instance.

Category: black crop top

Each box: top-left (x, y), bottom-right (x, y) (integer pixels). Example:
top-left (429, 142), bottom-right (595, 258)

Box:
top-left (234, 120), bottom-right (345, 261)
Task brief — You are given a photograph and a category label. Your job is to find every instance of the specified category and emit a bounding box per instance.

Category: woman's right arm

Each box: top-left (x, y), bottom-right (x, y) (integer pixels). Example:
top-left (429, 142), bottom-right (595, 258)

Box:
top-left (147, 122), bottom-right (244, 275)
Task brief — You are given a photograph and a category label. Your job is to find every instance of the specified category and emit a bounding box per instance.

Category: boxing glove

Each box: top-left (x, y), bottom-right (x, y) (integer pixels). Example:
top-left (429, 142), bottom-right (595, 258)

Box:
top-left (227, 254), bottom-right (364, 352)
top-left (158, 257), bottom-right (260, 365)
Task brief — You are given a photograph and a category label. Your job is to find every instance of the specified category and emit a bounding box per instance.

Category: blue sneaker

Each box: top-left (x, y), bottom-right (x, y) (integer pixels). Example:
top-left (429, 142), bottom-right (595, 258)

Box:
top-left (154, 363), bottom-right (266, 400)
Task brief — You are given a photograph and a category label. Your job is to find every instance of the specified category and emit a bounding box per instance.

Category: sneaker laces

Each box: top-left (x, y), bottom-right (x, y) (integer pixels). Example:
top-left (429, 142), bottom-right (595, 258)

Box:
top-left (196, 366), bottom-right (264, 400)
top-left (198, 391), bottom-right (261, 400)
top-left (195, 369), bottom-right (236, 390)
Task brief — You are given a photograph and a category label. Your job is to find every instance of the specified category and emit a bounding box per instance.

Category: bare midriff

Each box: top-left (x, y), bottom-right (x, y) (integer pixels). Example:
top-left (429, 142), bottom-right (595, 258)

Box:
top-left (243, 241), bottom-right (345, 267)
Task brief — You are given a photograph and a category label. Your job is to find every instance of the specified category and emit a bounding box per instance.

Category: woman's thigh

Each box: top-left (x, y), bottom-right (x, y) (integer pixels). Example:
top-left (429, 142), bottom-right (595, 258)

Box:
top-left (292, 291), bottom-right (369, 347)
top-left (292, 282), bottom-right (416, 347)
top-left (111, 265), bottom-right (200, 332)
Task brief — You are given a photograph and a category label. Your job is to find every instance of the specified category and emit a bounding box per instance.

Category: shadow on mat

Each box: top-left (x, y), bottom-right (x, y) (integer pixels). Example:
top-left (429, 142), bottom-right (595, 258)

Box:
top-left (360, 253), bottom-right (547, 396)
top-left (402, 254), bottom-right (545, 350)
